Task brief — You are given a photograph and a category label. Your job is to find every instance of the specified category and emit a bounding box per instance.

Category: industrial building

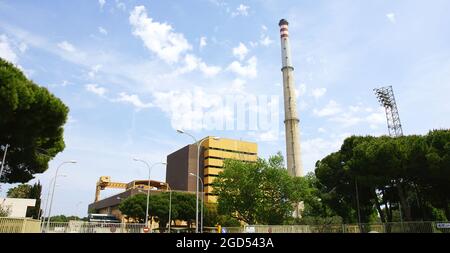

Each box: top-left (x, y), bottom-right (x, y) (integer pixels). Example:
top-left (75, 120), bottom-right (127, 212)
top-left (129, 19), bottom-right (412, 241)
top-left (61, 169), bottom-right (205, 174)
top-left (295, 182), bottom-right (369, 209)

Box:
top-left (87, 176), bottom-right (168, 222)
top-left (166, 137), bottom-right (258, 203)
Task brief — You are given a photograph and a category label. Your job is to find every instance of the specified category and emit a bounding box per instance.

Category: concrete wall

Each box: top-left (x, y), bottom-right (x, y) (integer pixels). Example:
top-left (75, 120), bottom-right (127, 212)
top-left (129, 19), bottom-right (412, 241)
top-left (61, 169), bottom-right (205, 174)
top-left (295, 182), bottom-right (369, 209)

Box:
top-left (0, 198), bottom-right (36, 218)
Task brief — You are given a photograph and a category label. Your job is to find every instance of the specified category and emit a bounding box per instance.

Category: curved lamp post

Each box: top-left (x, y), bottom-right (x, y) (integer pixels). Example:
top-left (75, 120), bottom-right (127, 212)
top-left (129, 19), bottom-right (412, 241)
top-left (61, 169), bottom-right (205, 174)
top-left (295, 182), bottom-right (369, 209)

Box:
top-left (189, 173), bottom-right (205, 233)
top-left (177, 130), bottom-right (219, 233)
top-left (40, 174), bottom-right (67, 232)
top-left (46, 160), bottom-right (77, 231)
top-left (160, 182), bottom-right (172, 233)
top-left (133, 159), bottom-right (166, 231)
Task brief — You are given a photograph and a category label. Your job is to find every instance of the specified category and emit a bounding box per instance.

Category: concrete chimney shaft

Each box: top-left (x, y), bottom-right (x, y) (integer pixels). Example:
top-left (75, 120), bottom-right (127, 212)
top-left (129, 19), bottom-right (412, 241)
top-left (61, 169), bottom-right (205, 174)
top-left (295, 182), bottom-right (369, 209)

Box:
top-left (279, 19), bottom-right (303, 177)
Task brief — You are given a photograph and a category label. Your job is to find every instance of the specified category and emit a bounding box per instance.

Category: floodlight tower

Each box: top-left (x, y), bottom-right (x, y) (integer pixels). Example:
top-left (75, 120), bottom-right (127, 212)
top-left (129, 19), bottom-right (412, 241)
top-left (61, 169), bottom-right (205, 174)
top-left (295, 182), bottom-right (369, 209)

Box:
top-left (373, 86), bottom-right (403, 137)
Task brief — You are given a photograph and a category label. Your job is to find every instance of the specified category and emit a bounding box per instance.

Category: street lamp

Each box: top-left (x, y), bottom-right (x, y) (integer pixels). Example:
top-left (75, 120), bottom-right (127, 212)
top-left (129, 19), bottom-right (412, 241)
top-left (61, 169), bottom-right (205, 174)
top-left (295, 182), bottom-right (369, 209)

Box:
top-left (133, 158), bottom-right (166, 231)
top-left (189, 173), bottom-right (204, 233)
top-left (0, 144), bottom-right (10, 191)
top-left (177, 129), bottom-right (219, 233)
top-left (160, 182), bottom-right (172, 233)
top-left (40, 174), bottom-right (67, 231)
top-left (46, 160), bottom-right (77, 231)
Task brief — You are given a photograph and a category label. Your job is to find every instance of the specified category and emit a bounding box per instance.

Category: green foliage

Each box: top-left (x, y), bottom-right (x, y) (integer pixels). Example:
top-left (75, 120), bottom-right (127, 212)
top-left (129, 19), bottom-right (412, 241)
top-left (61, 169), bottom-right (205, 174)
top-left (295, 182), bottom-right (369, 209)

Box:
top-left (203, 203), bottom-right (241, 227)
top-left (214, 153), bottom-right (304, 225)
top-left (7, 184), bottom-right (31, 198)
top-left (6, 182), bottom-right (42, 218)
top-left (171, 191), bottom-right (195, 225)
top-left (0, 204), bottom-right (11, 217)
top-left (119, 192), bottom-right (194, 230)
top-left (49, 215), bottom-right (84, 222)
top-left (119, 194), bottom-right (147, 223)
top-left (315, 130), bottom-right (450, 223)
top-left (0, 58), bottom-right (69, 183)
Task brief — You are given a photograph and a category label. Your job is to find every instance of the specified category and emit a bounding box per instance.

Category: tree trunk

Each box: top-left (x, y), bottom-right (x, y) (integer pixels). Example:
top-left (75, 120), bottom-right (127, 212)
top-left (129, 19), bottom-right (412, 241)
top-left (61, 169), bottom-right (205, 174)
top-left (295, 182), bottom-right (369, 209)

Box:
top-left (382, 190), bottom-right (392, 222)
top-left (159, 221), bottom-right (166, 233)
top-left (397, 183), bottom-right (412, 221)
top-left (373, 194), bottom-right (386, 223)
top-left (445, 200), bottom-right (450, 221)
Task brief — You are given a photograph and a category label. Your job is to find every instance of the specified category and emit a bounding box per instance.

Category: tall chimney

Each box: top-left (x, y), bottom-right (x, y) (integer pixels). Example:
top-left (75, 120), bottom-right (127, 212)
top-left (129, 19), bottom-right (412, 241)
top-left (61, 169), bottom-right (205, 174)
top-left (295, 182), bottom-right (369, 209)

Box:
top-left (279, 19), bottom-right (303, 177)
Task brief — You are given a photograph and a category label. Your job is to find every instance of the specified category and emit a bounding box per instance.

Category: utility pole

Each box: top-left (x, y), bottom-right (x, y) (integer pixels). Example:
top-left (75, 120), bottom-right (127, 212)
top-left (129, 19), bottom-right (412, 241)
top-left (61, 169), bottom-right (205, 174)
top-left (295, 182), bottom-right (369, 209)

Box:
top-left (0, 144), bottom-right (10, 185)
top-left (355, 178), bottom-right (362, 232)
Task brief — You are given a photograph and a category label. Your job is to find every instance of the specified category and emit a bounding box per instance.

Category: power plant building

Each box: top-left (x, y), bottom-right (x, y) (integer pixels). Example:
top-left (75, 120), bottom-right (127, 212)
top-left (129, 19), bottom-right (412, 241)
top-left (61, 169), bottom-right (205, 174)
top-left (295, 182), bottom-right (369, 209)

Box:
top-left (166, 137), bottom-right (258, 203)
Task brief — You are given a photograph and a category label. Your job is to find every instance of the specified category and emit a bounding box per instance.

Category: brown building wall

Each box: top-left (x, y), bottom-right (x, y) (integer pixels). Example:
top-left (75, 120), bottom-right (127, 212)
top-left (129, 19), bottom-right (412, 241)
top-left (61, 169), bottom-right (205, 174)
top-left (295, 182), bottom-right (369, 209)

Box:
top-left (166, 144), bottom-right (201, 192)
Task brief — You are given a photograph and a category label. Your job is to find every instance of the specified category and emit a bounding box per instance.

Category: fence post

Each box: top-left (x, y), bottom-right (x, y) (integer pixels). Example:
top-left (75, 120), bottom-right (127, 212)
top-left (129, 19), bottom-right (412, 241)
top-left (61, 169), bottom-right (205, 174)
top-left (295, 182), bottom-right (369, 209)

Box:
top-left (21, 219), bottom-right (27, 233)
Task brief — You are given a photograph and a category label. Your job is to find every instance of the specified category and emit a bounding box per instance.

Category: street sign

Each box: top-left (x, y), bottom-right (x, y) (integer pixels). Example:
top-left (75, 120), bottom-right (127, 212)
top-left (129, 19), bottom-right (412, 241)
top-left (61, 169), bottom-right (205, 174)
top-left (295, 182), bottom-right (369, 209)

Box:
top-left (437, 223), bottom-right (450, 229)
top-left (143, 227), bottom-right (150, 233)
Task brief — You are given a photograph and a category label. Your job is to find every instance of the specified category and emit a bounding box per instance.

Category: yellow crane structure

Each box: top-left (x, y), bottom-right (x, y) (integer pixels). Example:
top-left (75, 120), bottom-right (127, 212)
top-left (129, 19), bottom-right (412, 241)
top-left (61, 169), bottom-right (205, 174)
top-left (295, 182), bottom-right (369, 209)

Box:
top-left (94, 176), bottom-right (168, 202)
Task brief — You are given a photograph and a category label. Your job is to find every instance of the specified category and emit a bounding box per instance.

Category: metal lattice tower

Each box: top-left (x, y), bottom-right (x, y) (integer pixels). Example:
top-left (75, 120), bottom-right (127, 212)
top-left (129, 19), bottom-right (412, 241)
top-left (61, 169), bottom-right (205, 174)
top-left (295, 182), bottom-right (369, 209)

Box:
top-left (373, 86), bottom-right (403, 137)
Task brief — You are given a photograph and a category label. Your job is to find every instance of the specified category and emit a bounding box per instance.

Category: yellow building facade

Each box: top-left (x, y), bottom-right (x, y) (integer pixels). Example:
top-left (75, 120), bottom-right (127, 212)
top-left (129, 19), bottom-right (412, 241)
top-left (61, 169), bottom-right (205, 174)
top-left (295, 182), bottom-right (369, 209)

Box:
top-left (200, 137), bottom-right (258, 203)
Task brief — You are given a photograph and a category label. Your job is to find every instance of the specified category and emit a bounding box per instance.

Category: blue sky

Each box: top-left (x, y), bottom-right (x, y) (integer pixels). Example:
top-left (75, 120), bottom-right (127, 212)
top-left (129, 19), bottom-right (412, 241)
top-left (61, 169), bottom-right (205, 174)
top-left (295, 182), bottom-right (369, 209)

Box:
top-left (1, 0), bottom-right (449, 216)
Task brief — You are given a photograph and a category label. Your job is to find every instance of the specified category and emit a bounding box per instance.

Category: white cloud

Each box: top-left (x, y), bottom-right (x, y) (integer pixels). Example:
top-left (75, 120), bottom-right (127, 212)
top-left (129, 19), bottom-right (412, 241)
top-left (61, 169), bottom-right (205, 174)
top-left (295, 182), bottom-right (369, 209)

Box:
top-left (386, 13), bottom-right (396, 24)
top-left (88, 64), bottom-right (102, 78)
top-left (251, 129), bottom-right (280, 142)
top-left (67, 115), bottom-right (77, 124)
top-left (61, 80), bottom-right (70, 87)
top-left (366, 109), bottom-right (386, 128)
top-left (199, 36), bottom-right (207, 49)
top-left (302, 137), bottom-right (343, 171)
top-left (295, 83), bottom-right (307, 98)
top-left (229, 78), bottom-right (246, 93)
top-left (99, 0), bottom-right (106, 9)
top-left (129, 5), bottom-right (192, 64)
top-left (57, 41), bottom-right (76, 53)
top-left (232, 4), bottom-right (250, 17)
top-left (98, 27), bottom-right (108, 35)
top-left (85, 84), bottom-right (107, 96)
top-left (116, 1), bottom-right (126, 11)
top-left (314, 100), bottom-right (387, 129)
top-left (249, 41), bottom-right (258, 48)
top-left (311, 87), bottom-right (327, 99)
top-left (116, 92), bottom-right (153, 109)
top-left (152, 87), bottom-right (235, 131)
top-left (330, 112), bottom-right (362, 127)
top-left (18, 42), bottom-right (28, 53)
top-left (175, 54), bottom-right (221, 77)
top-left (0, 35), bottom-right (18, 64)
top-left (313, 100), bottom-right (342, 117)
top-left (227, 56), bottom-right (257, 79)
top-left (260, 36), bottom-right (273, 47)
top-left (232, 42), bottom-right (249, 60)
top-left (199, 62), bottom-right (221, 77)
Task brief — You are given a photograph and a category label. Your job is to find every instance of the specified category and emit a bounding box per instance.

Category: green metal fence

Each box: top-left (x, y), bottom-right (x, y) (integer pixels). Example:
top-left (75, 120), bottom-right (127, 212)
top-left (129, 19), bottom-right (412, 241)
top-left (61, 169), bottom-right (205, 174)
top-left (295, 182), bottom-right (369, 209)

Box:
top-left (0, 218), bottom-right (41, 233)
top-left (1, 218), bottom-right (449, 233)
top-left (243, 222), bottom-right (450, 233)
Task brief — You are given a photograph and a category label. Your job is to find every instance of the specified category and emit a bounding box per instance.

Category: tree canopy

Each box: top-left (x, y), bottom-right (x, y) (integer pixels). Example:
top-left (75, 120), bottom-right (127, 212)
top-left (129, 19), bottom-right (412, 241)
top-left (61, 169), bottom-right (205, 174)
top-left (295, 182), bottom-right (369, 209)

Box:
top-left (6, 182), bottom-right (42, 218)
top-left (213, 153), bottom-right (304, 225)
top-left (0, 58), bottom-right (69, 183)
top-left (315, 129), bottom-right (450, 223)
top-left (119, 191), bottom-right (195, 231)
